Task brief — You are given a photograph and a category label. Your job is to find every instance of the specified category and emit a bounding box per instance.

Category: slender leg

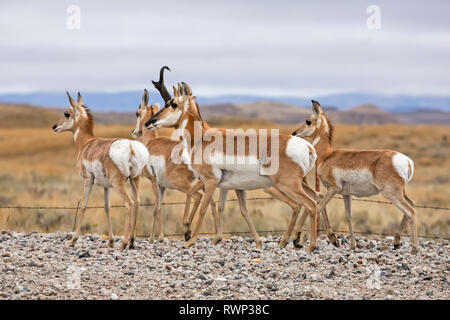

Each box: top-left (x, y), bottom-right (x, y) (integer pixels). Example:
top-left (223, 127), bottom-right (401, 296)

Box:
top-left (103, 187), bottom-right (114, 248)
top-left (182, 180), bottom-right (204, 239)
top-left (128, 177), bottom-right (141, 249)
top-left (263, 187), bottom-right (300, 248)
top-left (292, 208), bottom-right (308, 248)
top-left (292, 185), bottom-right (340, 247)
top-left (302, 182), bottom-right (338, 246)
top-left (394, 214), bottom-right (408, 249)
top-left (149, 177), bottom-right (160, 241)
top-left (235, 190), bottom-right (262, 249)
top-left (277, 182), bottom-right (318, 252)
top-left (394, 191), bottom-right (415, 249)
top-left (403, 190), bottom-right (416, 207)
top-left (212, 189), bottom-right (228, 245)
top-left (184, 190), bottom-right (203, 241)
top-left (112, 179), bottom-right (134, 250)
top-left (343, 195), bottom-right (357, 250)
top-left (320, 206), bottom-right (339, 246)
top-left (157, 186), bottom-right (165, 242)
top-left (70, 177), bottom-right (94, 247)
top-left (184, 180), bottom-right (218, 248)
top-left (383, 189), bottom-right (418, 254)
top-left (210, 199), bottom-right (219, 234)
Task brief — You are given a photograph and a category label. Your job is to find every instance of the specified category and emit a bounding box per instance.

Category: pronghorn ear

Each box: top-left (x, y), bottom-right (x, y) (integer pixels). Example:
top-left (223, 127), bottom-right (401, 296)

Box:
top-left (77, 92), bottom-right (84, 105)
top-left (142, 89), bottom-right (149, 106)
top-left (177, 83), bottom-right (184, 96)
top-left (312, 100), bottom-right (323, 115)
top-left (67, 91), bottom-right (77, 109)
top-left (173, 85), bottom-right (179, 97)
top-left (181, 82), bottom-right (192, 96)
top-left (151, 103), bottom-right (160, 114)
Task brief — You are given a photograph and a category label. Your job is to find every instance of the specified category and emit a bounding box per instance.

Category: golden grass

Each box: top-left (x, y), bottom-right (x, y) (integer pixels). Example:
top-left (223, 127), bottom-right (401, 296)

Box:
top-left (0, 122), bottom-right (449, 240)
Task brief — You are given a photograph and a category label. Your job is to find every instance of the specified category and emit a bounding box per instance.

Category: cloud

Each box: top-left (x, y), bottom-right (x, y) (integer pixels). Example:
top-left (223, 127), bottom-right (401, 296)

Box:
top-left (0, 0), bottom-right (449, 96)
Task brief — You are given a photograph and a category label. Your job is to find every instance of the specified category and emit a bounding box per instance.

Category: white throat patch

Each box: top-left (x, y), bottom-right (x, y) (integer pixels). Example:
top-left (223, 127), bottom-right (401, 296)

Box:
top-left (74, 128), bottom-right (79, 142)
top-left (312, 136), bottom-right (320, 146)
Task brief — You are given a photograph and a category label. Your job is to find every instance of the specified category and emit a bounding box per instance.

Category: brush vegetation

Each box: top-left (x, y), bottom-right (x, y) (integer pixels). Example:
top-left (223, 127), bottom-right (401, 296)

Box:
top-left (0, 110), bottom-right (448, 240)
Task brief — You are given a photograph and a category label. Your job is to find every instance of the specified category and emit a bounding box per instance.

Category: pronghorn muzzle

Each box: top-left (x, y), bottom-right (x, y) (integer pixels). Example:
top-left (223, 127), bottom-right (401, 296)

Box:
top-left (144, 107), bottom-right (165, 129)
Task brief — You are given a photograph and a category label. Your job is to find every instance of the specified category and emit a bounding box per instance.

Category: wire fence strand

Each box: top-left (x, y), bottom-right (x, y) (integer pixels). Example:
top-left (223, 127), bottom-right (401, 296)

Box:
top-left (1, 196), bottom-right (449, 211)
top-left (1, 196), bottom-right (449, 240)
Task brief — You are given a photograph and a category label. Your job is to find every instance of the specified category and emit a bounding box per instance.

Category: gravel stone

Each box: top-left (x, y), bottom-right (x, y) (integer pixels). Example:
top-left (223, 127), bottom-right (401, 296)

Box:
top-left (0, 232), bottom-right (448, 300)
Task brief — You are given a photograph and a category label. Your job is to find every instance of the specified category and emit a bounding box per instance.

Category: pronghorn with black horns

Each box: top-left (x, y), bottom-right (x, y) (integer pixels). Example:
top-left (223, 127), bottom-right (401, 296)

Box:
top-left (132, 86), bottom-right (219, 241)
top-left (147, 67), bottom-right (262, 246)
top-left (145, 77), bottom-right (319, 252)
top-left (292, 100), bottom-right (418, 254)
top-left (52, 92), bottom-right (149, 249)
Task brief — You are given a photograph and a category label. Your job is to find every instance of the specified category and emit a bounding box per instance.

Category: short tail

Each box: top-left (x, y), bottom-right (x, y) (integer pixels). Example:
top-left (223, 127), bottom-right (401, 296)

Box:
top-left (306, 145), bottom-right (317, 176)
top-left (129, 141), bottom-right (150, 178)
top-left (407, 158), bottom-right (414, 182)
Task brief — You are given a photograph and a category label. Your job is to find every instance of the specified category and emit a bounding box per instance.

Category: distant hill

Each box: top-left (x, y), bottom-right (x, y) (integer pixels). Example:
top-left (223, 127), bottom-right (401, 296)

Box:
top-left (1, 91), bottom-right (450, 112)
top-left (394, 109), bottom-right (450, 125)
top-left (326, 104), bottom-right (398, 125)
top-left (0, 103), bottom-right (60, 128)
top-left (202, 101), bottom-right (310, 124)
top-left (1, 101), bottom-right (449, 129)
top-left (0, 103), bottom-right (137, 129)
top-left (201, 102), bottom-right (449, 125)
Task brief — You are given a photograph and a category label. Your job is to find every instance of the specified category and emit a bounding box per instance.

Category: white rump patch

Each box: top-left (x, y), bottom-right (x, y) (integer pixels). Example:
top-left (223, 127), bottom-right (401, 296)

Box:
top-left (392, 153), bottom-right (414, 183)
top-left (286, 136), bottom-right (316, 176)
top-left (109, 140), bottom-right (149, 178)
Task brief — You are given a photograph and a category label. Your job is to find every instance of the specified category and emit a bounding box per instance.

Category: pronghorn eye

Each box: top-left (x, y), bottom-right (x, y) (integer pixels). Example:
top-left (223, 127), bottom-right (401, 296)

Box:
top-left (306, 120), bottom-right (312, 126)
top-left (64, 111), bottom-right (70, 118)
top-left (171, 102), bottom-right (178, 109)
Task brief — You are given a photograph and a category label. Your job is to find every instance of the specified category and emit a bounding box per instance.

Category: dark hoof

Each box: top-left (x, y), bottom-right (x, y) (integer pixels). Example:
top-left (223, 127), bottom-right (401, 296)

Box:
top-left (184, 230), bottom-right (191, 241)
top-left (393, 243), bottom-right (400, 250)
top-left (332, 239), bottom-right (340, 248)
top-left (293, 238), bottom-right (303, 249)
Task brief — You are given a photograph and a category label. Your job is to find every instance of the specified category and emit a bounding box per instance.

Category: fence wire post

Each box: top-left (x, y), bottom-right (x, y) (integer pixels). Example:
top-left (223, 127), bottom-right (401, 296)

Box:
top-left (72, 199), bottom-right (81, 232)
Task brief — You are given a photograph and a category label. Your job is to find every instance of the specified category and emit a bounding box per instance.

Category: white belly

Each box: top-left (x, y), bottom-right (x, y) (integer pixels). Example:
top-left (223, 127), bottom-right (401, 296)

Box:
top-left (82, 160), bottom-right (112, 188)
top-left (218, 170), bottom-right (273, 190)
top-left (333, 168), bottom-right (379, 197)
top-left (208, 153), bottom-right (273, 190)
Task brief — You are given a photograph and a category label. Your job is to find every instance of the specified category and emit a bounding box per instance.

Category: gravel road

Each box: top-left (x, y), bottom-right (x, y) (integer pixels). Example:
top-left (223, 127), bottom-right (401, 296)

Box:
top-left (0, 230), bottom-right (448, 300)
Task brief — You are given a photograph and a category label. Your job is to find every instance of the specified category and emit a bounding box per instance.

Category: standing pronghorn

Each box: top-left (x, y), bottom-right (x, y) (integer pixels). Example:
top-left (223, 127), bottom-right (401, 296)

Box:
top-left (292, 100), bottom-right (418, 254)
top-left (145, 81), bottom-right (319, 252)
top-left (132, 88), bottom-right (219, 241)
top-left (52, 92), bottom-right (149, 249)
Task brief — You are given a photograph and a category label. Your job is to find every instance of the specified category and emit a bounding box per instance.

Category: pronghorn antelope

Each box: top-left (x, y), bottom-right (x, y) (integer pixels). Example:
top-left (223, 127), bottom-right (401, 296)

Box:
top-left (145, 78), bottom-right (319, 252)
top-left (52, 92), bottom-right (149, 249)
top-left (132, 88), bottom-right (219, 241)
top-left (149, 67), bottom-right (278, 248)
top-left (292, 100), bottom-right (418, 254)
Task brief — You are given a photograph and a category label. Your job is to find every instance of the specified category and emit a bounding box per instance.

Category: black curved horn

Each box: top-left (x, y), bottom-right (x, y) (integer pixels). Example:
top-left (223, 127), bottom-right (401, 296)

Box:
top-left (152, 66), bottom-right (172, 103)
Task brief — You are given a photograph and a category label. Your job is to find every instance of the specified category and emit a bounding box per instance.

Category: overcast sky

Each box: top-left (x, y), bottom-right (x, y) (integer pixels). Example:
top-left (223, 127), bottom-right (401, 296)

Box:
top-left (1, 0), bottom-right (449, 97)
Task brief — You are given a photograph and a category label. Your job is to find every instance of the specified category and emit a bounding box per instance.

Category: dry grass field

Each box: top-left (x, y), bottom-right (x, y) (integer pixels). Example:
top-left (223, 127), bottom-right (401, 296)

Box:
top-left (0, 116), bottom-right (449, 241)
